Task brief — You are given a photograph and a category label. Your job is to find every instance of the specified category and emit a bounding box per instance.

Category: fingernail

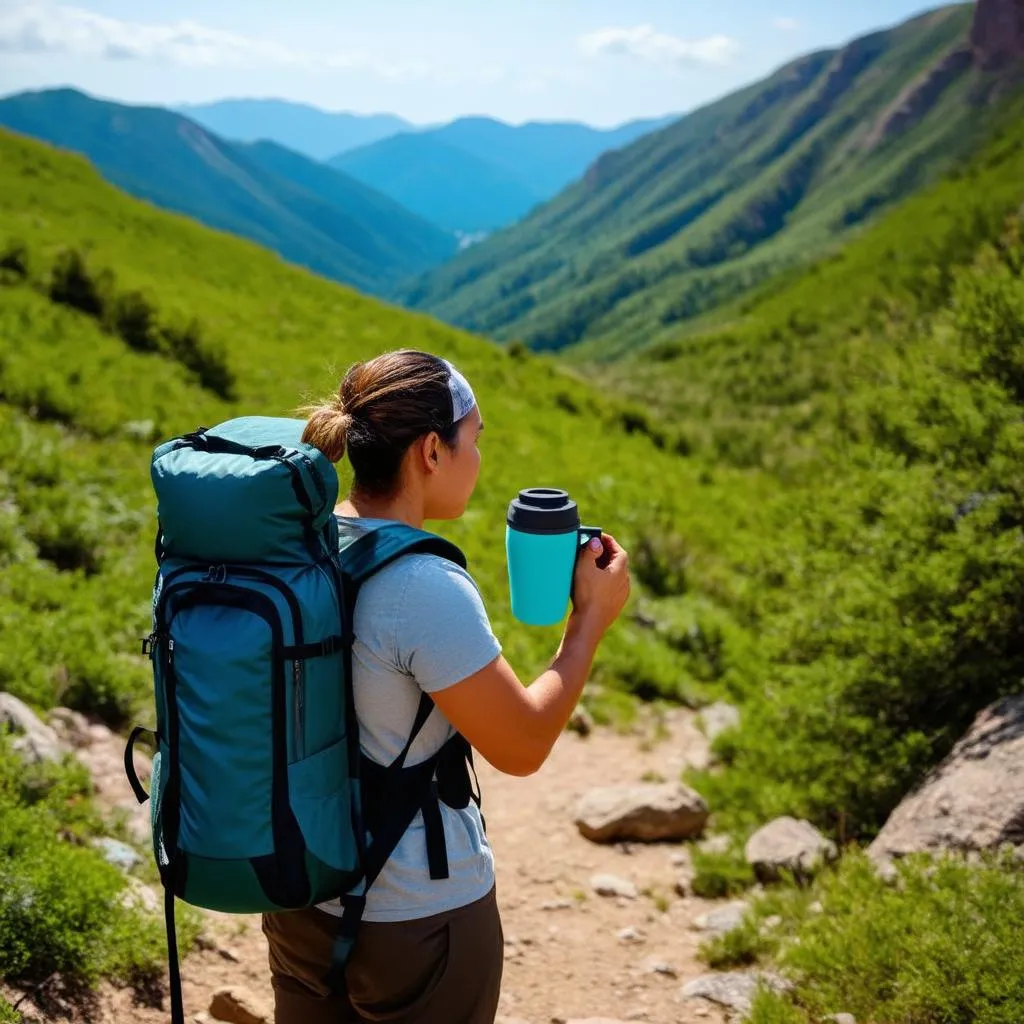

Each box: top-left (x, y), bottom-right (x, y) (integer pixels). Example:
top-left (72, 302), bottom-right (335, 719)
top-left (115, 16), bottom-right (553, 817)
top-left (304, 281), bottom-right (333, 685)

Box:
top-left (589, 538), bottom-right (602, 551)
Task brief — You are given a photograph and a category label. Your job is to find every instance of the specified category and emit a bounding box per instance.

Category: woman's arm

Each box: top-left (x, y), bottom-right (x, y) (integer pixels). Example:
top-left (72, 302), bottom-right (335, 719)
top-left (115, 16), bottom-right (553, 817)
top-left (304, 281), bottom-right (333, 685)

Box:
top-left (431, 533), bottom-right (630, 776)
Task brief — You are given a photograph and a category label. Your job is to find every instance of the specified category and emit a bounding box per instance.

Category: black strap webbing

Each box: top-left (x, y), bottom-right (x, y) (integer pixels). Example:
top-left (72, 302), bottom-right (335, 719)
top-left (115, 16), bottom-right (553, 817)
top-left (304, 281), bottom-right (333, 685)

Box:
top-left (280, 635), bottom-right (345, 660)
top-left (165, 887), bottom-right (184, 1024)
top-left (124, 726), bottom-right (155, 805)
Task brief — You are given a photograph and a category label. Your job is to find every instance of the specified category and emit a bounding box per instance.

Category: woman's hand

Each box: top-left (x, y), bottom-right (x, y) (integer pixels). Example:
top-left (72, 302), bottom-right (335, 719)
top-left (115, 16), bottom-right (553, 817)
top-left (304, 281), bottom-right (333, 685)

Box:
top-left (570, 532), bottom-right (630, 637)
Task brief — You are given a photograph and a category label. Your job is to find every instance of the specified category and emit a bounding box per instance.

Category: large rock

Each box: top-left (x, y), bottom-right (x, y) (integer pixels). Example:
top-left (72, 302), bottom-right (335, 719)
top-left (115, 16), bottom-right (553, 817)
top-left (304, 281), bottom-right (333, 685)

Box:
top-left (0, 692), bottom-right (65, 764)
top-left (869, 695), bottom-right (1024, 866)
top-left (681, 971), bottom-right (792, 1014)
top-left (971, 0), bottom-right (1024, 68)
top-left (575, 782), bottom-right (708, 843)
top-left (745, 816), bottom-right (837, 883)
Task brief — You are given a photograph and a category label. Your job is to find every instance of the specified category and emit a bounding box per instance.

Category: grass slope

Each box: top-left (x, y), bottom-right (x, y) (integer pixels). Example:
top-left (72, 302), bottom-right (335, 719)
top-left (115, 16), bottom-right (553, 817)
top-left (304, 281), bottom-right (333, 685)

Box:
top-left (0, 89), bottom-right (455, 294)
top-left (404, 5), bottom-right (999, 357)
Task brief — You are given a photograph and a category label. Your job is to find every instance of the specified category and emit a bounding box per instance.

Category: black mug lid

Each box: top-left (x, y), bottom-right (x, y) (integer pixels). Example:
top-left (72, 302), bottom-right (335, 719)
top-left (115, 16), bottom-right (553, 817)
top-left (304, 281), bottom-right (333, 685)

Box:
top-left (507, 487), bottom-right (580, 534)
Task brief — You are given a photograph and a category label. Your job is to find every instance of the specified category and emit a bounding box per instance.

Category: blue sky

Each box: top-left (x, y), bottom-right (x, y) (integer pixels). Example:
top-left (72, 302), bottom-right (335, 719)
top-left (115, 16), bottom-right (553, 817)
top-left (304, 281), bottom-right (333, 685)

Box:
top-left (0, 1), bottom-right (957, 126)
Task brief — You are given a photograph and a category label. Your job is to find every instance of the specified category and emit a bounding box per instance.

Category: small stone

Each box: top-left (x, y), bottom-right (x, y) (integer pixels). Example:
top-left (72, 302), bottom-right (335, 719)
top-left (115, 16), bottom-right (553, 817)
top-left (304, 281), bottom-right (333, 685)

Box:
top-left (193, 1015), bottom-right (213, 1024)
top-left (699, 701), bottom-right (740, 741)
top-left (617, 926), bottom-right (645, 944)
top-left (681, 971), bottom-right (792, 1013)
top-left (745, 817), bottom-right (837, 883)
top-left (209, 986), bottom-right (270, 1024)
top-left (693, 901), bottom-right (748, 935)
top-left (568, 707), bottom-right (595, 737)
top-left (823, 1016), bottom-right (856, 1024)
top-left (591, 873), bottom-right (638, 899)
top-left (541, 899), bottom-right (573, 911)
top-left (808, 900), bottom-right (824, 914)
top-left (669, 850), bottom-right (691, 867)
top-left (217, 947), bottom-right (242, 963)
top-left (641, 957), bottom-right (677, 978)
top-left (91, 837), bottom-right (142, 871)
top-left (698, 833), bottom-right (732, 856)
top-left (761, 915), bottom-right (783, 932)
top-left (575, 783), bottom-right (709, 844)
top-left (119, 876), bottom-right (160, 915)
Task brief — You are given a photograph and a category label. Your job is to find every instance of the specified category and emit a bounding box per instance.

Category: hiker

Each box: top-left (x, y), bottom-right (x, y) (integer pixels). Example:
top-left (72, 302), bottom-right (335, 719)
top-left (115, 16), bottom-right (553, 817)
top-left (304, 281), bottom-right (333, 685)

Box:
top-left (261, 349), bottom-right (630, 1024)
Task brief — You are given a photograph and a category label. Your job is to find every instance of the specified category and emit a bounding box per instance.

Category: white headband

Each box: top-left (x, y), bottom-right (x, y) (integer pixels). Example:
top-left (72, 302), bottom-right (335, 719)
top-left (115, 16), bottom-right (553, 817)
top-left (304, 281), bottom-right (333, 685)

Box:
top-left (443, 359), bottom-right (477, 423)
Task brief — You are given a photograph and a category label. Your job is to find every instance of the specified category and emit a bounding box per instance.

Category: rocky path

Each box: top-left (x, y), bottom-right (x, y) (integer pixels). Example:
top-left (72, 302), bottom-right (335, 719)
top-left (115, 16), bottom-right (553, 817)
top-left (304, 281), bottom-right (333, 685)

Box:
top-left (9, 705), bottom-right (732, 1024)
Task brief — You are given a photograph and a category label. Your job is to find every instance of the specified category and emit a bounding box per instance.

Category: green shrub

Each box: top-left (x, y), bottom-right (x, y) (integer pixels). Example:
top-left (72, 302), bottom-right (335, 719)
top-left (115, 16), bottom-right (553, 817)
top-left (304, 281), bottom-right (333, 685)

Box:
top-left (750, 851), bottom-right (1024, 1024)
top-left (0, 239), bottom-right (29, 282)
top-left (0, 736), bottom-right (168, 988)
top-left (108, 290), bottom-right (161, 354)
top-left (162, 318), bottom-right (236, 401)
top-left (0, 998), bottom-right (21, 1023)
top-left (48, 249), bottom-right (112, 319)
top-left (690, 842), bottom-right (756, 898)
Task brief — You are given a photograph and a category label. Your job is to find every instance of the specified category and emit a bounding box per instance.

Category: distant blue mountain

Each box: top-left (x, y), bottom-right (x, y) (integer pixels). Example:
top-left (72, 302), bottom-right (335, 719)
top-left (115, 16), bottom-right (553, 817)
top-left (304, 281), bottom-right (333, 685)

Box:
top-left (176, 99), bottom-right (413, 162)
top-left (330, 113), bottom-right (679, 234)
top-left (0, 89), bottom-right (455, 294)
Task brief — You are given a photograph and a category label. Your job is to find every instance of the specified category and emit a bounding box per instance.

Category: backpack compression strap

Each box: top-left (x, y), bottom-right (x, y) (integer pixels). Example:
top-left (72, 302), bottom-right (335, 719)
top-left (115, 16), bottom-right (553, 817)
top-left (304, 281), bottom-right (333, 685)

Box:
top-left (326, 521), bottom-right (471, 981)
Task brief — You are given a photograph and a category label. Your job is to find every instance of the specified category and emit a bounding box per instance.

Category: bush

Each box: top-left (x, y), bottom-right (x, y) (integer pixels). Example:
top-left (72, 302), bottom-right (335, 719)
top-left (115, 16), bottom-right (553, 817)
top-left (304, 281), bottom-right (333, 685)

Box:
top-left (0, 239), bottom-right (29, 282)
top-left (0, 998), bottom-right (21, 1023)
top-left (162, 318), bottom-right (236, 400)
top-left (108, 291), bottom-right (161, 354)
top-left (750, 851), bottom-right (1024, 1024)
top-left (48, 250), bottom-right (112, 319)
top-left (690, 841), bottom-right (756, 898)
top-left (0, 736), bottom-right (167, 988)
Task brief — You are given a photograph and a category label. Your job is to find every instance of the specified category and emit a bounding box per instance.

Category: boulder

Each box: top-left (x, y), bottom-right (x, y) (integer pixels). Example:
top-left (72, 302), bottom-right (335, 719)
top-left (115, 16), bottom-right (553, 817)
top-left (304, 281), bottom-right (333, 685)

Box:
top-left (48, 707), bottom-right (92, 748)
top-left (745, 817), bottom-right (837, 883)
top-left (699, 701), bottom-right (740, 741)
top-left (209, 987), bottom-right (270, 1024)
top-left (575, 782), bottom-right (708, 843)
top-left (869, 694), bottom-right (1024, 866)
top-left (0, 692), bottom-right (65, 764)
top-left (681, 971), bottom-right (792, 1014)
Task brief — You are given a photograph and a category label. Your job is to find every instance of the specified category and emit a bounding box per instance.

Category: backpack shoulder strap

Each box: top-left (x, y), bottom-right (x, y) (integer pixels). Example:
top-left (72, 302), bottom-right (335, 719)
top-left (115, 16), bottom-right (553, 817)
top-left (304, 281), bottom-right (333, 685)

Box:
top-left (336, 522), bottom-right (467, 587)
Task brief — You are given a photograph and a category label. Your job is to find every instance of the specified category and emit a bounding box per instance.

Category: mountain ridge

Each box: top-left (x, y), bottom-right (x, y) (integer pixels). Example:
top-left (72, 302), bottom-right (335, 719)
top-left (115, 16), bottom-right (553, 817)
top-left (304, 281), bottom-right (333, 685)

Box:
top-left (402, 3), bottom-right (1008, 358)
top-left (0, 88), bottom-right (456, 293)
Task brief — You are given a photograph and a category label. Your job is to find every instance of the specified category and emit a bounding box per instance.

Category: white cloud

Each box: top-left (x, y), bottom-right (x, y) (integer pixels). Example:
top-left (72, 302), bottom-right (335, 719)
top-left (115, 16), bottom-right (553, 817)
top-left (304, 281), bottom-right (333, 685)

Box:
top-left (0, 2), bottom-right (365, 70)
top-left (579, 24), bottom-right (738, 68)
top-left (773, 17), bottom-right (803, 33)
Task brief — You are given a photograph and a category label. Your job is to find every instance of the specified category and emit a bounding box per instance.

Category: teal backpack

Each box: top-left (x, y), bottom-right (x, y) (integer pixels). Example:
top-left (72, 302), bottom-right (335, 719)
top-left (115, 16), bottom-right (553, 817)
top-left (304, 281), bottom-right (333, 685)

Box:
top-left (124, 416), bottom-right (478, 1024)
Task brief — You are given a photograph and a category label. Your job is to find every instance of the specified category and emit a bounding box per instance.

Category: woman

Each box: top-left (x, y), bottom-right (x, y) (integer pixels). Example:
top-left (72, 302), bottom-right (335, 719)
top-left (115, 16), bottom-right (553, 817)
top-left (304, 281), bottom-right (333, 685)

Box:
top-left (263, 349), bottom-right (630, 1024)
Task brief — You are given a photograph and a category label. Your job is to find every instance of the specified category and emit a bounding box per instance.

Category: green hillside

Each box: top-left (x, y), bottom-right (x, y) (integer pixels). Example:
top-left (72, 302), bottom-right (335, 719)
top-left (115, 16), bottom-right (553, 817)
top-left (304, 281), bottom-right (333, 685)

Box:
top-left (330, 132), bottom-right (544, 235)
top-left (3, 78), bottom-right (1024, 1019)
top-left (403, 5), bottom-right (999, 357)
top-left (0, 123), bottom-right (735, 996)
top-left (0, 89), bottom-right (456, 295)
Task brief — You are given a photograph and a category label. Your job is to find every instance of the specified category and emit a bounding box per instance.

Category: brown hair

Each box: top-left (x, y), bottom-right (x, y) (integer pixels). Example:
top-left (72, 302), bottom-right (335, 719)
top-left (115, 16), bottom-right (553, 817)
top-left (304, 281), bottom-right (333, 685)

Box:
top-left (302, 349), bottom-right (462, 495)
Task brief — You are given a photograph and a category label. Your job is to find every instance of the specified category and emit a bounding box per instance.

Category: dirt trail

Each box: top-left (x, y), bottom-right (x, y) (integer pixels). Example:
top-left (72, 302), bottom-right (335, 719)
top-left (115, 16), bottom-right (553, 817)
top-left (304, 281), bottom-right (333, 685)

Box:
top-left (16, 708), bottom-right (729, 1024)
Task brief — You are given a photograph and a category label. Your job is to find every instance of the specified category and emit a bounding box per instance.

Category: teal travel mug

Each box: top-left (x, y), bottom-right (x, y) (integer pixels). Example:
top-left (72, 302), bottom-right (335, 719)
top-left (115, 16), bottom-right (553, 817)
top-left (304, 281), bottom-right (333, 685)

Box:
top-left (506, 488), bottom-right (602, 626)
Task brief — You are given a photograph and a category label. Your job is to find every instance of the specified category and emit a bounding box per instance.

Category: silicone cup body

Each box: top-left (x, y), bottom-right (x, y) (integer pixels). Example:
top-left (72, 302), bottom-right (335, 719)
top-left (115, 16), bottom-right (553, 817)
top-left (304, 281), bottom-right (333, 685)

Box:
top-left (506, 525), bottom-right (602, 626)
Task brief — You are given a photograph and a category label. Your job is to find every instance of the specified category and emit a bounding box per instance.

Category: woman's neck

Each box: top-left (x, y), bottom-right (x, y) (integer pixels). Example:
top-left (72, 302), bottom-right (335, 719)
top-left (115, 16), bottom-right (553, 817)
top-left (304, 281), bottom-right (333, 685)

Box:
top-left (336, 488), bottom-right (424, 530)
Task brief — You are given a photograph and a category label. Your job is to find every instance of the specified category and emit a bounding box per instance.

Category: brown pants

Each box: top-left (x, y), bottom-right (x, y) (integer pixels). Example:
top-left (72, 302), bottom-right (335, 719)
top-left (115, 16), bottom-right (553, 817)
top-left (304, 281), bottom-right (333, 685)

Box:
top-left (262, 889), bottom-right (504, 1024)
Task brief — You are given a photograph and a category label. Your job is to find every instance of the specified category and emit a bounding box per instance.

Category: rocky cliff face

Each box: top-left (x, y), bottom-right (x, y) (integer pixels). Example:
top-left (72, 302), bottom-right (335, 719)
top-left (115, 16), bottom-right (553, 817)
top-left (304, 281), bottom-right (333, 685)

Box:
top-left (971, 0), bottom-right (1024, 69)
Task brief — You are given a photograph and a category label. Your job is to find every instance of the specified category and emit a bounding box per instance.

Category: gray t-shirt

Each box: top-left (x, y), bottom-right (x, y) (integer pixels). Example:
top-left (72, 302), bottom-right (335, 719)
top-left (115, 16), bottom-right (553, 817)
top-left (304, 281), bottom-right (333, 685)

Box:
top-left (317, 518), bottom-right (501, 923)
